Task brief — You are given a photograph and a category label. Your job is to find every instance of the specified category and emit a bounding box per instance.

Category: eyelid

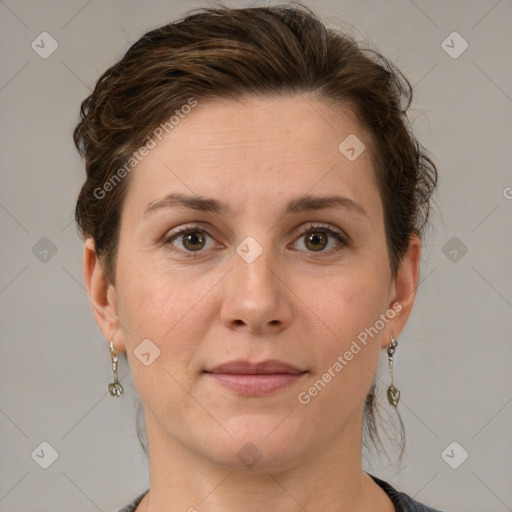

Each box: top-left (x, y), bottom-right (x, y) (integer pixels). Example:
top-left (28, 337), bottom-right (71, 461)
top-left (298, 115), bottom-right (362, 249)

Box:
top-left (295, 222), bottom-right (348, 242)
top-left (163, 222), bottom-right (212, 240)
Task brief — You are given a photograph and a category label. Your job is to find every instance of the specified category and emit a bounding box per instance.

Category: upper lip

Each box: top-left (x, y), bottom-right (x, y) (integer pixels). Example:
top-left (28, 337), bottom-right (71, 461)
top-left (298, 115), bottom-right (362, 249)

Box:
top-left (205, 359), bottom-right (306, 375)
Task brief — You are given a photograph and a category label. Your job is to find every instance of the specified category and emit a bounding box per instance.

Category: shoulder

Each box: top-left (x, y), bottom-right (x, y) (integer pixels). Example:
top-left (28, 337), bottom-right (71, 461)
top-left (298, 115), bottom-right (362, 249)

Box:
top-left (116, 489), bottom-right (149, 512)
top-left (368, 473), bottom-right (444, 512)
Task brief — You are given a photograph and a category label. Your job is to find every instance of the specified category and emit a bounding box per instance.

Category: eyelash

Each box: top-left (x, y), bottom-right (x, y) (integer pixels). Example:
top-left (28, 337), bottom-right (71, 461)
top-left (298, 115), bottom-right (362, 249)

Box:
top-left (162, 223), bottom-right (348, 259)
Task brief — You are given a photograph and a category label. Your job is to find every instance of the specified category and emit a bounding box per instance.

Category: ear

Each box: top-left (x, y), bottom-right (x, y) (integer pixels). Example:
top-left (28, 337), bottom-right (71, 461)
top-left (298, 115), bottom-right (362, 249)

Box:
top-left (382, 234), bottom-right (421, 348)
top-left (83, 238), bottom-right (125, 352)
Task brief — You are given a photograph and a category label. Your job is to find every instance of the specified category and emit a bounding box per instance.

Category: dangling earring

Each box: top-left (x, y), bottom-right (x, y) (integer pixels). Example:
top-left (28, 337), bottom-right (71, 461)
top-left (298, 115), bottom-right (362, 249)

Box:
top-left (108, 340), bottom-right (124, 397)
top-left (386, 334), bottom-right (400, 407)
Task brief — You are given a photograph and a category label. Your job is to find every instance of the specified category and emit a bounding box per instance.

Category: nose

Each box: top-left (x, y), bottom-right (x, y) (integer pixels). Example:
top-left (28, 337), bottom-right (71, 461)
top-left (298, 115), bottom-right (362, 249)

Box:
top-left (220, 246), bottom-right (293, 335)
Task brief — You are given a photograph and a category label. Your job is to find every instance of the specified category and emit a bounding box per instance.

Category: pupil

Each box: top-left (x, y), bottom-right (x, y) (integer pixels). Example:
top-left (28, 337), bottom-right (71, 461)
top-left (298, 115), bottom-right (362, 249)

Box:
top-left (184, 232), bottom-right (204, 251)
top-left (307, 231), bottom-right (326, 251)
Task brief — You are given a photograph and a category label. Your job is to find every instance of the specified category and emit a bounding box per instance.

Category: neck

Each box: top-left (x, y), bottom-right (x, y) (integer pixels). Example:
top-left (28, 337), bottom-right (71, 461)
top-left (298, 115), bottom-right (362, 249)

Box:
top-left (137, 406), bottom-right (380, 512)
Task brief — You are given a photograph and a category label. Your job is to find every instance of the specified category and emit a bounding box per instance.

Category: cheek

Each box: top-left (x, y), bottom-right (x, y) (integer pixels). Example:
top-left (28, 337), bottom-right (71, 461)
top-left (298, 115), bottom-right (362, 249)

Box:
top-left (294, 273), bottom-right (387, 423)
top-left (302, 264), bottom-right (389, 388)
top-left (114, 248), bottom-right (204, 374)
top-left (114, 263), bottom-right (207, 418)
top-left (314, 266), bottom-right (389, 340)
top-left (116, 244), bottom-right (185, 334)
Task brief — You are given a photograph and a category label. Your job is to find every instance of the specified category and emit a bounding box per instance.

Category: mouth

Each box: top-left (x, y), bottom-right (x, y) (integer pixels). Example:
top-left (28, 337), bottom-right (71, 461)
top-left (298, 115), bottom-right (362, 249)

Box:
top-left (203, 359), bottom-right (308, 396)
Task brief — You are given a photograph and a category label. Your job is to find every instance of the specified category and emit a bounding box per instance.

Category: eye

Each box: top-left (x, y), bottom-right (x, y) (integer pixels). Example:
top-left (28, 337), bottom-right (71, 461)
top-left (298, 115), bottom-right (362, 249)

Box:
top-left (163, 222), bottom-right (348, 258)
top-left (163, 225), bottom-right (218, 256)
top-left (292, 223), bottom-right (348, 254)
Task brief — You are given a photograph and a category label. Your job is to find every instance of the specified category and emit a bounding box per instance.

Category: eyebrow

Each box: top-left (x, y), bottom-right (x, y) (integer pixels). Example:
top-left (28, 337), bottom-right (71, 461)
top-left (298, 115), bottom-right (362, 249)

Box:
top-left (143, 192), bottom-right (367, 218)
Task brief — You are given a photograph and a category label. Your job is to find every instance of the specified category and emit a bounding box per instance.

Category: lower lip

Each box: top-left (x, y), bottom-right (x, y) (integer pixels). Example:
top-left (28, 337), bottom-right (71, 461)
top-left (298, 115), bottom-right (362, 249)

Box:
top-left (205, 372), bottom-right (306, 396)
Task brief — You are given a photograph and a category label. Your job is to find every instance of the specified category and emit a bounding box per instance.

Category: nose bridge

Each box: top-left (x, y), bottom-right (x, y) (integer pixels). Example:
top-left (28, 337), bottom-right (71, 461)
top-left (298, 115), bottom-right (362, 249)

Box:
top-left (220, 235), bottom-right (291, 332)
top-left (233, 235), bottom-right (280, 301)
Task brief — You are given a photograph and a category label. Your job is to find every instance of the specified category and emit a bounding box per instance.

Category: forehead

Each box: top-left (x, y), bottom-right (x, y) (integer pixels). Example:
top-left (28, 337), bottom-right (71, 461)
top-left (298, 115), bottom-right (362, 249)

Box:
top-left (157, 94), bottom-right (370, 161)
top-left (123, 94), bottom-right (380, 219)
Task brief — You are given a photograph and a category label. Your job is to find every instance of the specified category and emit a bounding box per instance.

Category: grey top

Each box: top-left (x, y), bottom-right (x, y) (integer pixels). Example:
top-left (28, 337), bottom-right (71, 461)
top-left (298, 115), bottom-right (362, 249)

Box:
top-left (117, 473), bottom-right (443, 512)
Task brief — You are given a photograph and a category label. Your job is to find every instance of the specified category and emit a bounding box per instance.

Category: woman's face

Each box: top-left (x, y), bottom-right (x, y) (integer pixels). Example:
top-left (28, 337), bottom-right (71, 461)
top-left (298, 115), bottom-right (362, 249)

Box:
top-left (87, 94), bottom-right (418, 471)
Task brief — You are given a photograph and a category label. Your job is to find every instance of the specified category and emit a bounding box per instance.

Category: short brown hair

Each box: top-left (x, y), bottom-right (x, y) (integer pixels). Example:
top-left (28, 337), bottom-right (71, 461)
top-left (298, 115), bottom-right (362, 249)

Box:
top-left (74, 2), bottom-right (437, 462)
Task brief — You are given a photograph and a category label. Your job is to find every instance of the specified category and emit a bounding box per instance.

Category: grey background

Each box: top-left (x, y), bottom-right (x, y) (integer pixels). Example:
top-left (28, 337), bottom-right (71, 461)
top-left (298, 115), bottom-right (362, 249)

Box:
top-left (1, 0), bottom-right (511, 511)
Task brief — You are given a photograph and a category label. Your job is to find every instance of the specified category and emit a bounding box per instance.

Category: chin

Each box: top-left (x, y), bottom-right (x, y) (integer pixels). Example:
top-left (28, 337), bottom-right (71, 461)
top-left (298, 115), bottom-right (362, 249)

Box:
top-left (199, 415), bottom-right (310, 472)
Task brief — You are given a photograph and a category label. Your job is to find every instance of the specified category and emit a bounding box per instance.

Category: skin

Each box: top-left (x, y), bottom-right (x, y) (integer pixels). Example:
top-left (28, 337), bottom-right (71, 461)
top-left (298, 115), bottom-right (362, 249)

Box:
top-left (84, 94), bottom-right (420, 512)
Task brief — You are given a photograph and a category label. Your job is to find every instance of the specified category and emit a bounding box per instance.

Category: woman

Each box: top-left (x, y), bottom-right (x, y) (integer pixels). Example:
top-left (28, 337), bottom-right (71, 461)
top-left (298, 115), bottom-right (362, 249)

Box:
top-left (74, 4), bottom-right (441, 511)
